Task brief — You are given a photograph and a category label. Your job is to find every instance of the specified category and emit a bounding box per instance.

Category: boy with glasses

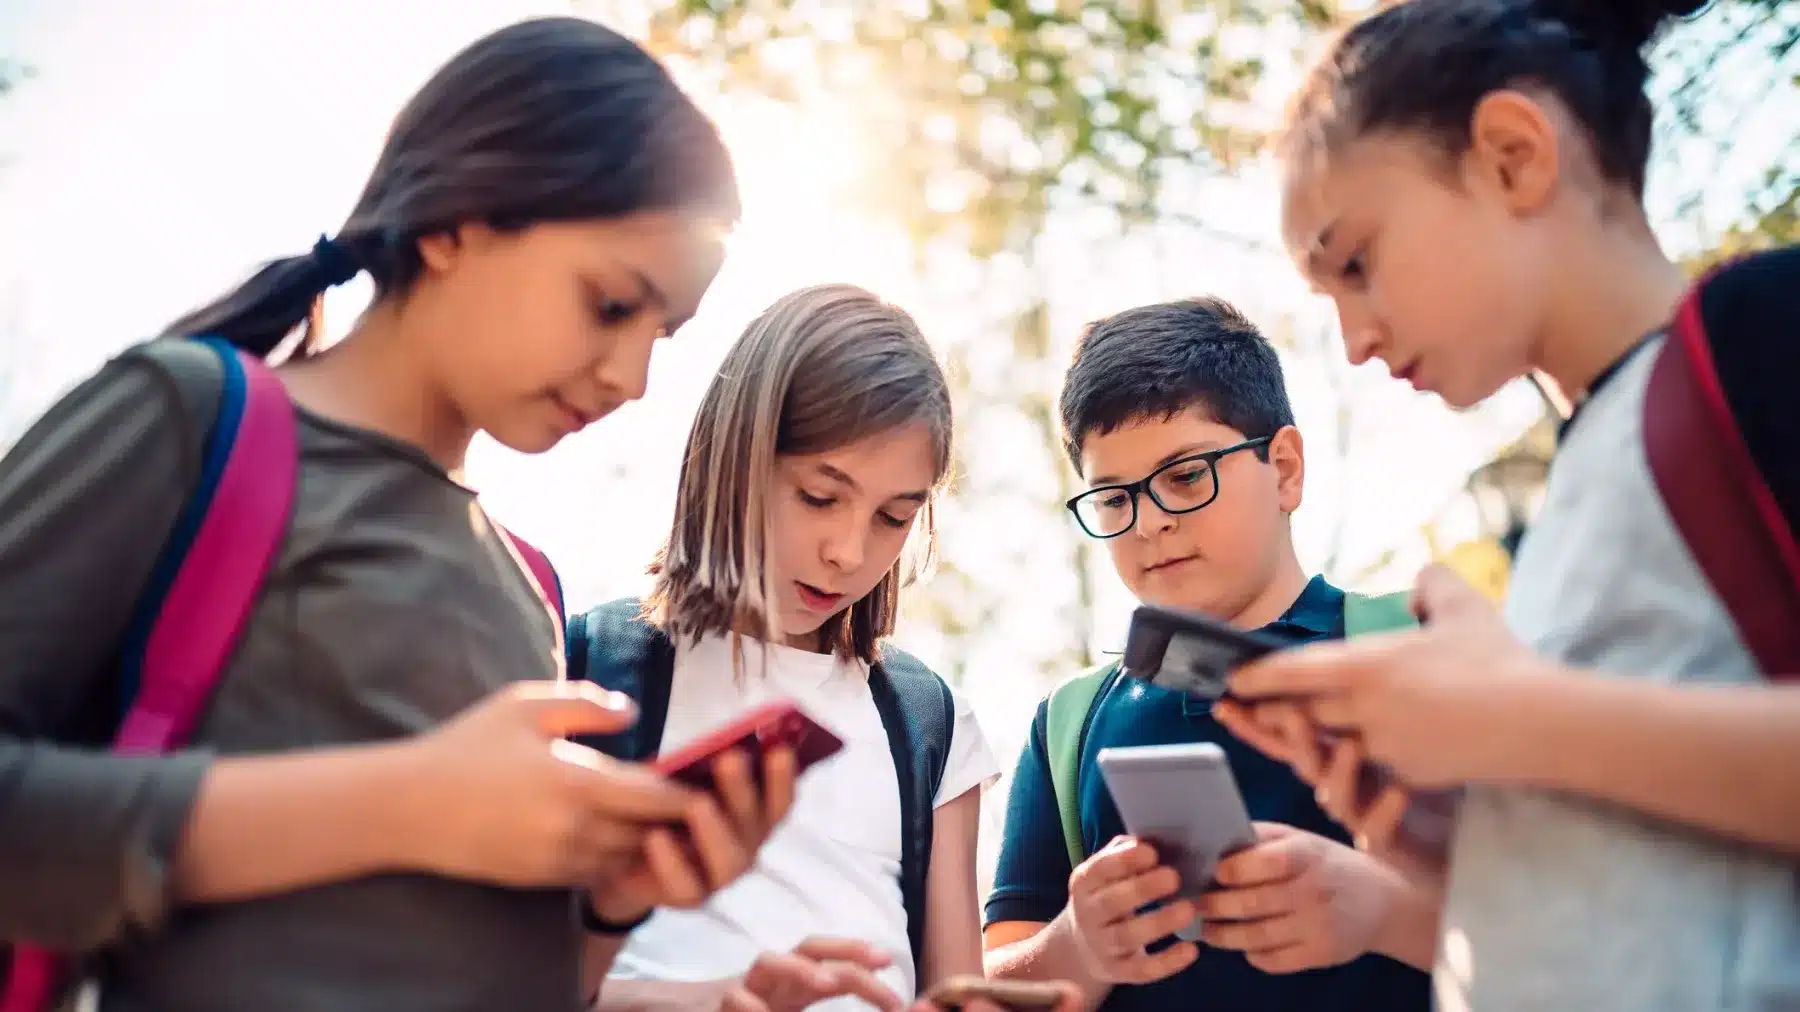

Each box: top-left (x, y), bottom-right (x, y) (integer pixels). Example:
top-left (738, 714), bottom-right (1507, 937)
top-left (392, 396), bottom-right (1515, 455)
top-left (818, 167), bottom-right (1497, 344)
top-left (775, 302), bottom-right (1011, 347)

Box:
top-left (981, 298), bottom-right (1435, 1012)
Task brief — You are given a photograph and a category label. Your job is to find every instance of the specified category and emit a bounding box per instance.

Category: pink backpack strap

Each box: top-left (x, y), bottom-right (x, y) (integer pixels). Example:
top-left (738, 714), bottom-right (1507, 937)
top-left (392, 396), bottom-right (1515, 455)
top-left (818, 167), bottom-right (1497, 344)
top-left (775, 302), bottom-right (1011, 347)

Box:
top-left (499, 526), bottom-right (565, 637)
top-left (2, 341), bottom-right (296, 1012)
top-left (1644, 277), bottom-right (1800, 677)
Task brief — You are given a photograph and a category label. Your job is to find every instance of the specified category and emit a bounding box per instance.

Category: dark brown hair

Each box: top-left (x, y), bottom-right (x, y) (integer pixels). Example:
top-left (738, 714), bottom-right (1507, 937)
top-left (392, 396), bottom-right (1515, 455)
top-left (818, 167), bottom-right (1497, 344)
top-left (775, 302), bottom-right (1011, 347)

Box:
top-left (1283, 0), bottom-right (1705, 198)
top-left (644, 284), bottom-right (953, 663)
top-left (166, 17), bottom-right (740, 357)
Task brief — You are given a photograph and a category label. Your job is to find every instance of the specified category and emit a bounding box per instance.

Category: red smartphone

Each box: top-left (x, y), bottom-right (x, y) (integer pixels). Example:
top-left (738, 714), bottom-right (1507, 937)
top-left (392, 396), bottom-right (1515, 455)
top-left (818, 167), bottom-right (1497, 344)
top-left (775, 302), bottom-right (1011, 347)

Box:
top-left (651, 701), bottom-right (844, 791)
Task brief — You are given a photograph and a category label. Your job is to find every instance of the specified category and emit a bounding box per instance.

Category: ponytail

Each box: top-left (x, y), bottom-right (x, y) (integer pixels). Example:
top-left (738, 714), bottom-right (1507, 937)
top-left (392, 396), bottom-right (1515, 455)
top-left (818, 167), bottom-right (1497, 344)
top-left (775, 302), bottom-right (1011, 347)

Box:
top-left (164, 235), bottom-right (364, 359)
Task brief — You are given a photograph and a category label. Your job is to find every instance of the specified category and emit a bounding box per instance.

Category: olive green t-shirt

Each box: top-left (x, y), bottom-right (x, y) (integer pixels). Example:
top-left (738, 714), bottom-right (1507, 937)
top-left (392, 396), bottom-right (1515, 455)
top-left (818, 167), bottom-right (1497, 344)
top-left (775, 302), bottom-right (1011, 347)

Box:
top-left (0, 339), bottom-right (580, 1012)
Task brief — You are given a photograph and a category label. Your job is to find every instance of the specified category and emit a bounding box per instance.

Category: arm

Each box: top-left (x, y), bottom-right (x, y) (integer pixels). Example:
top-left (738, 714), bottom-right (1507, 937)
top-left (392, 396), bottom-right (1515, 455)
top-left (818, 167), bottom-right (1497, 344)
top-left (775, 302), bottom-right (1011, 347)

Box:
top-left (921, 787), bottom-right (986, 987)
top-left (1490, 672), bottom-right (1800, 856)
top-left (979, 710), bottom-right (1111, 1012)
top-left (1369, 872), bottom-right (1443, 972)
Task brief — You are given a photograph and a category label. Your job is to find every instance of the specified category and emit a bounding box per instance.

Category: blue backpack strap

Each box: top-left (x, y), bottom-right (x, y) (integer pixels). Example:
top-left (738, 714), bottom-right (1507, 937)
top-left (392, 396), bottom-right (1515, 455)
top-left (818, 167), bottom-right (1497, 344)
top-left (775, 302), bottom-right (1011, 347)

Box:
top-left (566, 597), bottom-right (674, 759)
top-left (868, 644), bottom-right (955, 975)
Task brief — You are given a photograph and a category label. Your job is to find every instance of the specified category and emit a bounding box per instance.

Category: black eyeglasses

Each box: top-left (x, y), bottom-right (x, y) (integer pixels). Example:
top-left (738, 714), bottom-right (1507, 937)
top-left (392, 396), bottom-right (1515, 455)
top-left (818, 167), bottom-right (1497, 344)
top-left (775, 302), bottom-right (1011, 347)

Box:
top-left (1066, 437), bottom-right (1272, 539)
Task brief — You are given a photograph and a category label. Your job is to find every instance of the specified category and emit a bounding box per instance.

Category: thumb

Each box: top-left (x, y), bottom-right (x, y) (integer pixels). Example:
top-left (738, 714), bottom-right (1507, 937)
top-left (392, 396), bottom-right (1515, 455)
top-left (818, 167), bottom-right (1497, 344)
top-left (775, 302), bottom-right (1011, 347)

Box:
top-left (1250, 821), bottom-right (1299, 843)
top-left (502, 680), bottom-right (639, 737)
top-left (1410, 564), bottom-right (1488, 625)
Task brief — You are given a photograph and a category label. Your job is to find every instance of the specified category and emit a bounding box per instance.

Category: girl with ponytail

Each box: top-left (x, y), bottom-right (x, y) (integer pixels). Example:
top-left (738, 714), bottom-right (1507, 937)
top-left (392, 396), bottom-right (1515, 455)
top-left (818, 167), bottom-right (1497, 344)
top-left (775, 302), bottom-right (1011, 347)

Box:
top-left (0, 17), bottom-right (790, 1012)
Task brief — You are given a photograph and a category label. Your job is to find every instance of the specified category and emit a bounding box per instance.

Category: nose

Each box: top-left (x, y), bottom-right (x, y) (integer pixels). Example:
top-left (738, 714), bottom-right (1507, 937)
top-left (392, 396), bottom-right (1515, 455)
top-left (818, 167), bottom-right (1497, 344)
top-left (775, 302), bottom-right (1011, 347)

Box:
top-left (1133, 491), bottom-right (1179, 539)
top-left (821, 516), bottom-right (867, 574)
top-left (597, 316), bottom-right (667, 404)
top-left (1337, 302), bottom-right (1385, 367)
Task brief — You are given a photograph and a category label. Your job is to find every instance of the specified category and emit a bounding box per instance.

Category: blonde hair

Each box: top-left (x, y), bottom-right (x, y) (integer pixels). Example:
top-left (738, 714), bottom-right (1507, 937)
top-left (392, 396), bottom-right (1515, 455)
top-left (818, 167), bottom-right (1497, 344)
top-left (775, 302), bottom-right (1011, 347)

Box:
top-left (645, 284), bottom-right (953, 663)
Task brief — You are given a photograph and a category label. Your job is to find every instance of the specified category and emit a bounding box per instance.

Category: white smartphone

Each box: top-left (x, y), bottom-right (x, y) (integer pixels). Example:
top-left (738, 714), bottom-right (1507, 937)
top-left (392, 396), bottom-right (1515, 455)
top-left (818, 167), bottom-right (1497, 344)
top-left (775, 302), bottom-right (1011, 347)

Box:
top-left (1095, 742), bottom-right (1257, 942)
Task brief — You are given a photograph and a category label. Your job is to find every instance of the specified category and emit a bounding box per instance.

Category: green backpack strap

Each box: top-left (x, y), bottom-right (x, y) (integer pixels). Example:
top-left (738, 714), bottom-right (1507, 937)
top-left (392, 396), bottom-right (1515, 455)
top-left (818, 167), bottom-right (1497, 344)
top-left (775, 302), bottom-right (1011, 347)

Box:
top-left (1343, 590), bottom-right (1419, 636)
top-left (1045, 663), bottom-right (1115, 870)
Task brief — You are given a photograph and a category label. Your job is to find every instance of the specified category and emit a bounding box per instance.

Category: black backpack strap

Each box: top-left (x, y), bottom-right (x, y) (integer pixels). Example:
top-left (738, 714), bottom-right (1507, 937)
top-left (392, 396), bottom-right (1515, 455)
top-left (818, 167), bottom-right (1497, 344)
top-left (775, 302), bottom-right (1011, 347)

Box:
top-left (867, 645), bottom-right (955, 974)
top-left (566, 597), bottom-right (676, 759)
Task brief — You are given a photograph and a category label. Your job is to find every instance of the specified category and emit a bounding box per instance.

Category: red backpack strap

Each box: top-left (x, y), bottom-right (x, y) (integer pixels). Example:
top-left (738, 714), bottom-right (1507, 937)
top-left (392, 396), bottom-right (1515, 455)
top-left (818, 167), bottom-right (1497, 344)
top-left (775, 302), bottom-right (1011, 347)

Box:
top-left (499, 526), bottom-right (565, 637)
top-left (2, 341), bottom-right (297, 1012)
top-left (1643, 273), bottom-right (1800, 677)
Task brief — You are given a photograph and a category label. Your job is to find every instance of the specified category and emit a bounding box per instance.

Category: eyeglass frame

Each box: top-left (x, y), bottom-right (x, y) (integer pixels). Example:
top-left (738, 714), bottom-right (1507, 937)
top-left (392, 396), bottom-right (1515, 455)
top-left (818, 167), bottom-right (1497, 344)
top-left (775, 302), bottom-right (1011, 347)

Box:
top-left (1064, 436), bottom-right (1274, 540)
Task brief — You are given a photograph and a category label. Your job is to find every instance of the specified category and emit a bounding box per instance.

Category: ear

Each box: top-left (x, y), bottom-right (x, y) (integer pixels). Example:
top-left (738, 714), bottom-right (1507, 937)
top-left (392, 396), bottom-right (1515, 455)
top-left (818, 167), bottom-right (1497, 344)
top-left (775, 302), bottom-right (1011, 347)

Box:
top-left (1465, 89), bottom-right (1560, 216)
top-left (1268, 425), bottom-right (1305, 514)
top-left (416, 222), bottom-right (501, 277)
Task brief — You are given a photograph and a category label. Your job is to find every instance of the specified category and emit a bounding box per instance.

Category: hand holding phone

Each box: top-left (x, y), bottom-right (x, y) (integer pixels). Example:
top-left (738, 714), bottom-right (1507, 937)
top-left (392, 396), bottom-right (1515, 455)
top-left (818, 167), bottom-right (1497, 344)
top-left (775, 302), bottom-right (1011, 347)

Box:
top-left (651, 701), bottom-right (844, 791)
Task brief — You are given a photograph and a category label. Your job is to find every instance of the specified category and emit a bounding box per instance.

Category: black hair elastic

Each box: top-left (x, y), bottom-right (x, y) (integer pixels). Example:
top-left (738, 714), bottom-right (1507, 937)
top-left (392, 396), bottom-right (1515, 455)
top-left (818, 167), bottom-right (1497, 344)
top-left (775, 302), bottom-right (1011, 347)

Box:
top-left (310, 234), bottom-right (362, 288)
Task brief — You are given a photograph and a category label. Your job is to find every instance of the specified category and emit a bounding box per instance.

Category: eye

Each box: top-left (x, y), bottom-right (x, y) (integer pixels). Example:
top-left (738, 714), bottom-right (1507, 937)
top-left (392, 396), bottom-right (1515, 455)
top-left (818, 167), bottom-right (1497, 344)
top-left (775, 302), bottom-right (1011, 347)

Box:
top-left (1097, 491), bottom-right (1131, 511)
top-left (1340, 248), bottom-right (1368, 288)
top-left (798, 490), bottom-right (834, 509)
top-left (589, 296), bottom-right (642, 327)
top-left (876, 511), bottom-right (912, 530)
top-left (1168, 462), bottom-right (1212, 487)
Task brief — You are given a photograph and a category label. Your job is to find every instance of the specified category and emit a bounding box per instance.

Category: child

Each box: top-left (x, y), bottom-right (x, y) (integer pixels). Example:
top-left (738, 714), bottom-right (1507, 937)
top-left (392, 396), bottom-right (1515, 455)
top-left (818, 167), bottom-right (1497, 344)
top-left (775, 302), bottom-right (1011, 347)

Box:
top-left (1224, 0), bottom-right (1800, 1008)
top-left (981, 298), bottom-right (1434, 1012)
top-left (0, 18), bottom-right (790, 1012)
top-left (566, 284), bottom-right (1003, 1012)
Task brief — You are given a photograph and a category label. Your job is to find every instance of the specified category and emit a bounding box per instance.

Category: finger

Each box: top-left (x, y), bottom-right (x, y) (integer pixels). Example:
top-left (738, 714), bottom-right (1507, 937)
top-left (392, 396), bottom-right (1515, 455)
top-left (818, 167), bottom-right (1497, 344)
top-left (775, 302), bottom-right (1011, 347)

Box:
top-left (1303, 695), bottom-right (1361, 734)
top-left (793, 937), bottom-right (893, 970)
top-left (1050, 980), bottom-right (1084, 1012)
top-left (504, 680), bottom-right (639, 736)
top-left (681, 794), bottom-right (752, 892)
top-left (1275, 706), bottom-right (1330, 784)
top-left (1106, 897), bottom-right (1200, 954)
top-left (1200, 909), bottom-right (1307, 953)
top-left (578, 811), bottom-right (649, 864)
top-left (1228, 640), bottom-right (1377, 701)
top-left (816, 965), bottom-right (906, 1012)
top-left (1355, 784), bottom-right (1414, 855)
top-left (1195, 878), bottom-right (1301, 923)
top-left (1071, 837), bottom-right (1161, 894)
top-left (1116, 940), bottom-right (1199, 984)
top-left (557, 747), bottom-right (697, 822)
top-left (1213, 700), bottom-right (1301, 765)
top-left (1246, 943), bottom-right (1321, 975)
top-left (1087, 864), bottom-right (1184, 925)
top-left (759, 746), bottom-right (798, 832)
top-left (1412, 563), bottom-right (1486, 625)
top-left (642, 826), bottom-right (707, 906)
top-left (1212, 830), bottom-right (1307, 888)
top-left (710, 749), bottom-right (762, 837)
top-left (744, 951), bottom-right (835, 1003)
top-left (1316, 737), bottom-right (1367, 824)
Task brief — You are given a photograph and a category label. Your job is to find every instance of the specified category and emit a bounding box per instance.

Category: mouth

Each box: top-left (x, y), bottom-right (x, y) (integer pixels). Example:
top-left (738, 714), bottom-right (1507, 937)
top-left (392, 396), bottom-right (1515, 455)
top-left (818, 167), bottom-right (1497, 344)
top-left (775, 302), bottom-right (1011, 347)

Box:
top-left (1144, 554), bottom-right (1199, 575)
top-left (794, 581), bottom-right (846, 613)
top-left (550, 393), bottom-right (602, 432)
top-left (1390, 358), bottom-right (1424, 389)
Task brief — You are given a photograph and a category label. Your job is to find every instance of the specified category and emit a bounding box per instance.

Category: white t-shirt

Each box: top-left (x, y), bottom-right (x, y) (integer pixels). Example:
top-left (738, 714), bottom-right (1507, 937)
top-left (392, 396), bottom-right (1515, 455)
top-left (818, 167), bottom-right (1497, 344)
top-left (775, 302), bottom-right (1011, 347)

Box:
top-left (609, 633), bottom-right (1000, 1009)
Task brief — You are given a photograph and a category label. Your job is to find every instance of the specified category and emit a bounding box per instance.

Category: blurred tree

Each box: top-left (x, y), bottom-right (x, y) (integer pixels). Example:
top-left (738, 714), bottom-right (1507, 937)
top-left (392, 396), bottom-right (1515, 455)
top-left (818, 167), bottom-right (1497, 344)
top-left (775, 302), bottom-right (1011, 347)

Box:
top-left (587, 0), bottom-right (1339, 682)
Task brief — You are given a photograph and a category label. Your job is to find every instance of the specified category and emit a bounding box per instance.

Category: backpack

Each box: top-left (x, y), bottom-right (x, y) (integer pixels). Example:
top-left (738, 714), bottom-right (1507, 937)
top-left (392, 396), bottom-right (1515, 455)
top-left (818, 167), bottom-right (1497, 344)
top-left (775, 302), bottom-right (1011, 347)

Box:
top-left (0, 337), bottom-right (564, 1012)
top-left (1043, 590), bottom-right (1417, 868)
top-left (565, 599), bottom-right (954, 972)
top-left (1643, 246), bottom-right (1800, 677)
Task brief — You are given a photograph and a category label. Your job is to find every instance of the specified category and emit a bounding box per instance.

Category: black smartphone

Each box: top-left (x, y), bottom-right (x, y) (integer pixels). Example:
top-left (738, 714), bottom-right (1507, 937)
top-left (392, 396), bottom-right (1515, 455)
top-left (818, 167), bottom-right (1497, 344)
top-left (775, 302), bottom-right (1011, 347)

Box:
top-left (1121, 603), bottom-right (1287, 702)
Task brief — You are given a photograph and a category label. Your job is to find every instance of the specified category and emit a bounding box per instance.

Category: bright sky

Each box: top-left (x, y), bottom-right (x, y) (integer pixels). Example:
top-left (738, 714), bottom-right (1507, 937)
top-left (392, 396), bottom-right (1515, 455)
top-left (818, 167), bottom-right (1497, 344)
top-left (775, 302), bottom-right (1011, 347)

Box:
top-left (1, 0), bottom-right (1548, 886)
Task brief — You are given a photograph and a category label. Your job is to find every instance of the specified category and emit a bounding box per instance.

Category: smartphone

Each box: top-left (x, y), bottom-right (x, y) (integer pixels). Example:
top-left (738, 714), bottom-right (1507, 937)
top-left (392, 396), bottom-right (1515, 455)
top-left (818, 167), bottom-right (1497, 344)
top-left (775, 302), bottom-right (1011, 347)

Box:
top-left (651, 701), bottom-right (844, 791)
top-left (1121, 603), bottom-right (1286, 702)
top-left (1096, 742), bottom-right (1256, 942)
top-left (923, 976), bottom-right (1066, 1012)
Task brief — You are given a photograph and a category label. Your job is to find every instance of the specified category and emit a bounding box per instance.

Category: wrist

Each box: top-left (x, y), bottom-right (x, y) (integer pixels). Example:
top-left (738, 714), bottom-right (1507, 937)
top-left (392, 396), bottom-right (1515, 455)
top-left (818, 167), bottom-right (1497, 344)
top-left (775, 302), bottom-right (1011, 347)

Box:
top-left (1050, 903), bottom-right (1109, 985)
top-left (364, 740), bottom-right (448, 874)
top-left (584, 889), bottom-right (654, 934)
top-left (1369, 869), bottom-right (1442, 971)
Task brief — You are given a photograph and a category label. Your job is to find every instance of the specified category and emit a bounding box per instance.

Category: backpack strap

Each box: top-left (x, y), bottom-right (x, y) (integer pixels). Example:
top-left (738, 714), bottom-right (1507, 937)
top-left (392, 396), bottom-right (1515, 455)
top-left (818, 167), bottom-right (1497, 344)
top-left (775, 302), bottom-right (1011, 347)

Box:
top-left (1342, 590), bottom-right (1419, 637)
top-left (496, 526), bottom-right (565, 655)
top-left (4, 339), bottom-right (298, 1012)
top-left (1045, 663), bottom-right (1115, 869)
top-left (1645, 266), bottom-right (1800, 677)
top-left (867, 645), bottom-right (955, 977)
top-left (566, 597), bottom-right (675, 759)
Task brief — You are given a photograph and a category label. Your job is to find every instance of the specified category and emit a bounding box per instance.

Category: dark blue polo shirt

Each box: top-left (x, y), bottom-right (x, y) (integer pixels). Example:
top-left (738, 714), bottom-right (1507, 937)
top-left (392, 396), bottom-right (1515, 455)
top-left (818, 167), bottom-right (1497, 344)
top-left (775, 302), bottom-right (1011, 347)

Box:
top-left (985, 576), bottom-right (1429, 1012)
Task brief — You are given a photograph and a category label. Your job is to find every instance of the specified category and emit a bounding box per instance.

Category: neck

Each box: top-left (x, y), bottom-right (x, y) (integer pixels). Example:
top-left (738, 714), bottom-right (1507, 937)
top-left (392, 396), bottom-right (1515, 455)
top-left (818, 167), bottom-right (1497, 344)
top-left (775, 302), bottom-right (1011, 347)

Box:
top-left (1228, 539), bottom-right (1312, 630)
top-left (1536, 224), bottom-right (1688, 402)
top-left (278, 302), bottom-right (476, 474)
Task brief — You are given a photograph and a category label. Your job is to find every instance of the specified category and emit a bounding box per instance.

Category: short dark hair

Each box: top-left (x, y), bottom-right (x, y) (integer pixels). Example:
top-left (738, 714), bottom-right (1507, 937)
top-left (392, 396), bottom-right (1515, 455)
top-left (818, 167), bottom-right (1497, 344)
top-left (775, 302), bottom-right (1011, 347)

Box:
top-left (167, 17), bottom-right (740, 358)
top-left (1283, 0), bottom-right (1704, 199)
top-left (1058, 297), bottom-right (1295, 467)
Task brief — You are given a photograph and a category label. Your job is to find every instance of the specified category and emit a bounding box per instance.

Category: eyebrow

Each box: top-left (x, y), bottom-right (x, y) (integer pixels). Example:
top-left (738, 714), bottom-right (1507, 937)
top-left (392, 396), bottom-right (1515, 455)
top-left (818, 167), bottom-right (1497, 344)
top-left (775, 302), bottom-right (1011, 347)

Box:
top-left (1089, 442), bottom-right (1225, 486)
top-left (817, 463), bottom-right (930, 503)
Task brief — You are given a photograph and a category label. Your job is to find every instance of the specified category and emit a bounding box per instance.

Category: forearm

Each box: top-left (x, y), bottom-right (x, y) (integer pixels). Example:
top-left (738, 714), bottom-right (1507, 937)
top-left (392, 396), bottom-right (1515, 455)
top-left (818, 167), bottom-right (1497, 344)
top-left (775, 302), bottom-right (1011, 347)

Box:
top-left (582, 934), bottom-right (631, 1008)
top-left (1492, 673), bottom-right (1800, 855)
top-left (1369, 870), bottom-right (1442, 972)
top-left (594, 976), bottom-right (730, 1012)
top-left (173, 742), bottom-right (429, 903)
top-left (985, 912), bottom-right (1111, 1012)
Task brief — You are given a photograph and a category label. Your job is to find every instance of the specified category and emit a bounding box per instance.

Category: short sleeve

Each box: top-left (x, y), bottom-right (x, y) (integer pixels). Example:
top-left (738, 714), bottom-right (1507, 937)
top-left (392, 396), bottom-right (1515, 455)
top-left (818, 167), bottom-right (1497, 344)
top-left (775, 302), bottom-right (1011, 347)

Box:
top-left (932, 682), bottom-right (1000, 807)
top-left (982, 702), bottom-right (1075, 927)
